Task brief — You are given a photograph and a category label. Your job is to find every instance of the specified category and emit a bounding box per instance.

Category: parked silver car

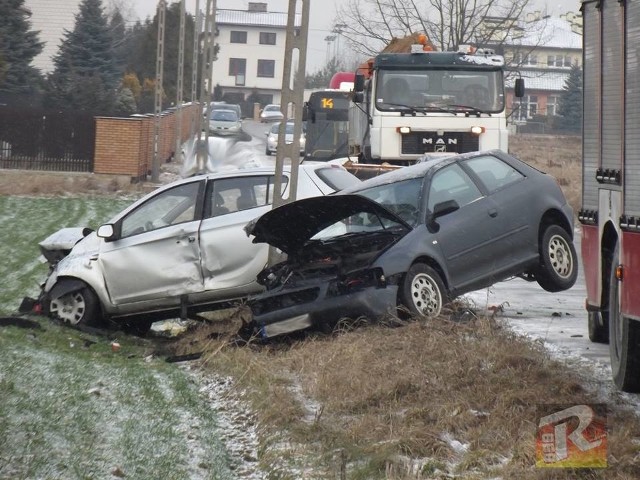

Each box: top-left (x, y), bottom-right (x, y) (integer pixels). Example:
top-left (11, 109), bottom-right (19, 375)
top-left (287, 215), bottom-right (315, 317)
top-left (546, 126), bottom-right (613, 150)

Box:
top-left (36, 163), bottom-right (360, 332)
top-left (265, 121), bottom-right (306, 156)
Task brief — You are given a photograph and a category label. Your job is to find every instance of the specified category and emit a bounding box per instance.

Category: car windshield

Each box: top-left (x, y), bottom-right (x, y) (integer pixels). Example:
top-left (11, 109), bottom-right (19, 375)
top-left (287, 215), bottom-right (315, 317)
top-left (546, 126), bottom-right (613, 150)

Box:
top-left (375, 69), bottom-right (505, 113)
top-left (211, 110), bottom-right (237, 121)
top-left (265, 105), bottom-right (280, 112)
top-left (355, 177), bottom-right (424, 226)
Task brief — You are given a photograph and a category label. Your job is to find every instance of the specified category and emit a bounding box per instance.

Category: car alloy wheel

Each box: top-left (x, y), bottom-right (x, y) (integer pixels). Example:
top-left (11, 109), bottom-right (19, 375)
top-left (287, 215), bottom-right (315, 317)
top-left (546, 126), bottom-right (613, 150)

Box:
top-left (536, 224), bottom-right (578, 292)
top-left (48, 282), bottom-right (101, 327)
top-left (400, 263), bottom-right (446, 318)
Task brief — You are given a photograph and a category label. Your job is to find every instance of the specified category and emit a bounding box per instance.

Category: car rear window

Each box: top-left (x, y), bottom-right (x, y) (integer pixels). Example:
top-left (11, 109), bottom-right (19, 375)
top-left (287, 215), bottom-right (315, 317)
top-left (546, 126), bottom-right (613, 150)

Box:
top-left (314, 167), bottom-right (360, 191)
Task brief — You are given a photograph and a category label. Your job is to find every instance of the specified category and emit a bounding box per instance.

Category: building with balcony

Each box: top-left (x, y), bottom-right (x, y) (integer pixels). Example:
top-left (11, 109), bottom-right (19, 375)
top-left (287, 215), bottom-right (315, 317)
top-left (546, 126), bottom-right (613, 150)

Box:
top-left (213, 2), bottom-right (301, 107)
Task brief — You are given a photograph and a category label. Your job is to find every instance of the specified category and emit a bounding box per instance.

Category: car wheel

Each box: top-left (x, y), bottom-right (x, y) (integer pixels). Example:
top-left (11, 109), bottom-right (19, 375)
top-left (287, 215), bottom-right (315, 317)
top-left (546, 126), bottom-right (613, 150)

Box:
top-left (588, 310), bottom-right (609, 343)
top-left (609, 243), bottom-right (640, 392)
top-left (399, 263), bottom-right (447, 318)
top-left (536, 224), bottom-right (578, 292)
top-left (265, 146), bottom-right (272, 156)
top-left (46, 281), bottom-right (102, 327)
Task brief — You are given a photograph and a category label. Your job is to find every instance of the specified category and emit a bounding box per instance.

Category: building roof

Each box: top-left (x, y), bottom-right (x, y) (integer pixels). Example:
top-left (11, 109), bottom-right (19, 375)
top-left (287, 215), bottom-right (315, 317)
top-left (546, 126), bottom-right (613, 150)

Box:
top-left (507, 16), bottom-right (582, 50)
top-left (506, 70), bottom-right (569, 92)
top-left (217, 9), bottom-right (301, 28)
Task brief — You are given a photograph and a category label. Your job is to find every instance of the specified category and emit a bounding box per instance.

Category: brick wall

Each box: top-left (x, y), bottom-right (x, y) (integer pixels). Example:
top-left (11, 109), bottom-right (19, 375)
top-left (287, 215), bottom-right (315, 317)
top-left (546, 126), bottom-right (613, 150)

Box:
top-left (94, 104), bottom-right (201, 181)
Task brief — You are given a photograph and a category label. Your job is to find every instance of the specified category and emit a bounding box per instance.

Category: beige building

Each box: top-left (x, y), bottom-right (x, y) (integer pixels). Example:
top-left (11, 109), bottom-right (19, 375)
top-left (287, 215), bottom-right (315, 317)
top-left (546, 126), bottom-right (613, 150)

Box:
top-left (25, 0), bottom-right (81, 74)
top-left (498, 13), bottom-right (583, 127)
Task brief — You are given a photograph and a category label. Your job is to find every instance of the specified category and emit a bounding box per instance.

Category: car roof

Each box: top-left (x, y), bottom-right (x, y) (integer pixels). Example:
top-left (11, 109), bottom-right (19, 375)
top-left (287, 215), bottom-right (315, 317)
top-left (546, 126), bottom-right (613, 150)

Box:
top-left (339, 149), bottom-right (516, 194)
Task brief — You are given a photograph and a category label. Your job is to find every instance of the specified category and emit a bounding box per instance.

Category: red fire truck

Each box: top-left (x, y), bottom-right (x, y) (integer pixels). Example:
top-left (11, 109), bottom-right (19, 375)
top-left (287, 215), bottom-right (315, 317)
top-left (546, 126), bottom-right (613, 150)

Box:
top-left (580, 0), bottom-right (640, 392)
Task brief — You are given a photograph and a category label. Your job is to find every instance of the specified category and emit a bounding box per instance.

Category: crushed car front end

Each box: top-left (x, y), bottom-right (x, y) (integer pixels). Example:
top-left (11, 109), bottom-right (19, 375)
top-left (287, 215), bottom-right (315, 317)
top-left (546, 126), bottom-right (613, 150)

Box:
top-left (246, 194), bottom-right (413, 338)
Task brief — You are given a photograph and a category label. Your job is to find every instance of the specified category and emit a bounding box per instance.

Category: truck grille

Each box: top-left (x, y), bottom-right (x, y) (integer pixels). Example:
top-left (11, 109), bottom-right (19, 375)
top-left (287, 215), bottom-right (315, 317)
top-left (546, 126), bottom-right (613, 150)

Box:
top-left (401, 131), bottom-right (479, 155)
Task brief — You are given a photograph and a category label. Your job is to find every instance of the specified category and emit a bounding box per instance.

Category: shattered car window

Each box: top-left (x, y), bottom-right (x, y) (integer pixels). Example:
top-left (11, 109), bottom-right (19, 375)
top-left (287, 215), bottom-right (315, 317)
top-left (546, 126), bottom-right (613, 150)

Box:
top-left (355, 177), bottom-right (424, 226)
top-left (121, 182), bottom-right (200, 237)
top-left (311, 210), bottom-right (407, 240)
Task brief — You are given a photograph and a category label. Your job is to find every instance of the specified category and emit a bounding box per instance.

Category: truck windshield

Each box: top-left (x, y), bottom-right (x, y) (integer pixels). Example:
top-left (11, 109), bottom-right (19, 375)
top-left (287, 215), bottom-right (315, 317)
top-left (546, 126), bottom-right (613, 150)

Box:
top-left (375, 69), bottom-right (504, 113)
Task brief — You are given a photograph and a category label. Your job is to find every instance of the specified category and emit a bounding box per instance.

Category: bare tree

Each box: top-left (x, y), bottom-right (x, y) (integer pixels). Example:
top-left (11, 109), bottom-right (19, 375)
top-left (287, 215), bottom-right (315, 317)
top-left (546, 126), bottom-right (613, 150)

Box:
top-left (334, 0), bottom-right (543, 57)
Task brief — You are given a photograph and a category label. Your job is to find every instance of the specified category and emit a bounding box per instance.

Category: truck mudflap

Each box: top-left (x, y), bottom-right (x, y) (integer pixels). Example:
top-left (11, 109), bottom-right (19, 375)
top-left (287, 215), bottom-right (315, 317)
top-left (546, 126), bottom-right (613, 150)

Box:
top-left (580, 224), bottom-right (600, 308)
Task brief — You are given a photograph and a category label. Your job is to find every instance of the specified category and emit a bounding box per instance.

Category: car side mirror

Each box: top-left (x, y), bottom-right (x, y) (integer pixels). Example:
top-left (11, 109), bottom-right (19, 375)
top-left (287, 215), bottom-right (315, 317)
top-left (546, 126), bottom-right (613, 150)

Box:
top-left (514, 78), bottom-right (525, 98)
top-left (426, 199), bottom-right (460, 232)
top-left (97, 224), bottom-right (117, 242)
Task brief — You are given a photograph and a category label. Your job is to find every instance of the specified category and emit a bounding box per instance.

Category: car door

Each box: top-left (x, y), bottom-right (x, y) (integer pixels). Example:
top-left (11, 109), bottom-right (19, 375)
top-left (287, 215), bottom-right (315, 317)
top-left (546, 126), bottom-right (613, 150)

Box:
top-left (427, 162), bottom-right (510, 292)
top-left (460, 154), bottom-right (534, 266)
top-left (98, 180), bottom-right (205, 306)
top-left (197, 174), bottom-right (290, 300)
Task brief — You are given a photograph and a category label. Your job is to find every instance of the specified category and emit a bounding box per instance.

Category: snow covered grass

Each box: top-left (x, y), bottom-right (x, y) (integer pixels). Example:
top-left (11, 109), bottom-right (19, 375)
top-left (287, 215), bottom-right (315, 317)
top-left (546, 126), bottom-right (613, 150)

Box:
top-left (0, 319), bottom-right (234, 479)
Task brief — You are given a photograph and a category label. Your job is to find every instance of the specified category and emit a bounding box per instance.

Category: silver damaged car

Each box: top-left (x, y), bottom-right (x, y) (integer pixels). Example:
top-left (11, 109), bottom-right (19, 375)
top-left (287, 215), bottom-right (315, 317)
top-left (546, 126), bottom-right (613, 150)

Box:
top-left (35, 163), bottom-right (360, 333)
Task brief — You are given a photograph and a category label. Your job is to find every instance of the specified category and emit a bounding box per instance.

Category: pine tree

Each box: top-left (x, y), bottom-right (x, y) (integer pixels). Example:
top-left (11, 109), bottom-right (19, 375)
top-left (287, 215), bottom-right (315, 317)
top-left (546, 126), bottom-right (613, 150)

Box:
top-left (44, 0), bottom-right (121, 114)
top-left (556, 64), bottom-right (583, 132)
top-left (0, 0), bottom-right (44, 100)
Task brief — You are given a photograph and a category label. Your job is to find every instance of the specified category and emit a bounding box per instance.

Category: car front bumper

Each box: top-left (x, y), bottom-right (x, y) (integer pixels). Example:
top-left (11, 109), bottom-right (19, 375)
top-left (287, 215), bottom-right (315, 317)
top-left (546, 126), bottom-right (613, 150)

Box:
top-left (250, 282), bottom-right (398, 338)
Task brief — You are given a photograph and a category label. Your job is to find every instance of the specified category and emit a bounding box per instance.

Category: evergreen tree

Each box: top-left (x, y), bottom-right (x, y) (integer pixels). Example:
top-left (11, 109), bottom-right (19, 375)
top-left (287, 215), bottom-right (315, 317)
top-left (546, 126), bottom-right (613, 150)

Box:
top-left (126, 3), bottom-right (197, 110)
top-left (0, 0), bottom-right (44, 101)
top-left (555, 64), bottom-right (583, 132)
top-left (44, 0), bottom-right (121, 114)
top-left (305, 58), bottom-right (345, 89)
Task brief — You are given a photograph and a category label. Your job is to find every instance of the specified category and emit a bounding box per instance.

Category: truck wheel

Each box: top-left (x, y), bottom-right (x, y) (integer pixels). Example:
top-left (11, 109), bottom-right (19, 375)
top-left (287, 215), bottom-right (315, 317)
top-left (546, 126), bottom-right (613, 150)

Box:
top-left (399, 263), bottom-right (447, 318)
top-left (46, 281), bottom-right (102, 328)
top-left (536, 225), bottom-right (578, 292)
top-left (609, 243), bottom-right (640, 392)
top-left (588, 311), bottom-right (609, 344)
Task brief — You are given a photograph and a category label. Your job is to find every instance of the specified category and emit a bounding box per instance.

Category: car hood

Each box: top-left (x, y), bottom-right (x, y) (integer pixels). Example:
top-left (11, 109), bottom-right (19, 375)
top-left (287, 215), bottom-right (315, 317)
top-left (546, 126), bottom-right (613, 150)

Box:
top-left (245, 194), bottom-right (411, 254)
top-left (38, 227), bottom-right (97, 265)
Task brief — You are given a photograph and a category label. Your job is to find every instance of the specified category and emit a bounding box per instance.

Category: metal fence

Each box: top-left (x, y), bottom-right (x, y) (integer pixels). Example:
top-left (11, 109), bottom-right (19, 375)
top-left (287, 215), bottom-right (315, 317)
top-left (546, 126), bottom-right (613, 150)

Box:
top-left (0, 107), bottom-right (95, 172)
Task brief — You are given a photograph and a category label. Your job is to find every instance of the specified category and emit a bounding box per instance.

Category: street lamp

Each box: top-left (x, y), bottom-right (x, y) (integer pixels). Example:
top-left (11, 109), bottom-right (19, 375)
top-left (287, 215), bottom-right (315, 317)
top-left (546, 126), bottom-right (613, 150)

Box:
top-left (332, 23), bottom-right (347, 59)
top-left (324, 35), bottom-right (336, 63)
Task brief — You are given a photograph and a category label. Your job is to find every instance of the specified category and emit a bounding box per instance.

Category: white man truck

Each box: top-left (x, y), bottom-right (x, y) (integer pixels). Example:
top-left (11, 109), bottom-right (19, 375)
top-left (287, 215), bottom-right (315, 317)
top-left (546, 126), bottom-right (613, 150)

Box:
top-left (349, 34), bottom-right (524, 165)
top-left (580, 0), bottom-right (640, 391)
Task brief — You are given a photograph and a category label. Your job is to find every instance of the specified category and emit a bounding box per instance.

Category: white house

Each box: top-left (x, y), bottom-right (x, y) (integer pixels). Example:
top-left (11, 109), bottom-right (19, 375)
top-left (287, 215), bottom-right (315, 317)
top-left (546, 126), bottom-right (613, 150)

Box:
top-left (213, 2), bottom-right (301, 106)
top-left (24, 0), bottom-right (80, 74)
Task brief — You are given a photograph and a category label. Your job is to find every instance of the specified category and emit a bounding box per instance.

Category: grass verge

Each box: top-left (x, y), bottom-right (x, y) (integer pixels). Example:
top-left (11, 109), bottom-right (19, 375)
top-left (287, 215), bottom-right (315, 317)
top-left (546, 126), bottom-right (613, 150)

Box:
top-left (170, 310), bottom-right (640, 479)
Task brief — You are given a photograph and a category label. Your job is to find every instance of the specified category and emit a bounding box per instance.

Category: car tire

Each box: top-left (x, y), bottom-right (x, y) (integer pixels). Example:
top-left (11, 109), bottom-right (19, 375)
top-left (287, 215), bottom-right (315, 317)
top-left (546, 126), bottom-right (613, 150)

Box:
top-left (609, 243), bottom-right (640, 392)
top-left (588, 311), bottom-right (609, 343)
top-left (399, 263), bottom-right (447, 318)
top-left (536, 225), bottom-right (578, 292)
top-left (265, 147), bottom-right (272, 156)
top-left (46, 281), bottom-right (102, 328)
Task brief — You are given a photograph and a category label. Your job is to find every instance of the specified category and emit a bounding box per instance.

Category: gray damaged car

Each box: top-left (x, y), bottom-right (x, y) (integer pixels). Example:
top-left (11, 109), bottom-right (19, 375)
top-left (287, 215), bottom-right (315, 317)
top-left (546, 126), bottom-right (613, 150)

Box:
top-left (245, 150), bottom-right (578, 338)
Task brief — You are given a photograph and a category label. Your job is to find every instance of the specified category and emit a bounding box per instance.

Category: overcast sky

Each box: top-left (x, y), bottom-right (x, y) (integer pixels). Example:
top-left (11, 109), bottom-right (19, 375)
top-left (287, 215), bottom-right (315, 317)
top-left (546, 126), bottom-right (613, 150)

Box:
top-left (128, 0), bottom-right (581, 72)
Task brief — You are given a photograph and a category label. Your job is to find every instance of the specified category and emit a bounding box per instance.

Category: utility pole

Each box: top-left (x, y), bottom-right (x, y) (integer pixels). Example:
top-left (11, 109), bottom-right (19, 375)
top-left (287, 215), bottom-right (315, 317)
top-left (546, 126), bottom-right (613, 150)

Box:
top-left (197, 0), bottom-right (217, 174)
top-left (269, 0), bottom-right (310, 265)
top-left (152, 0), bottom-right (166, 183)
top-left (191, 0), bottom-right (201, 135)
top-left (174, 0), bottom-right (186, 165)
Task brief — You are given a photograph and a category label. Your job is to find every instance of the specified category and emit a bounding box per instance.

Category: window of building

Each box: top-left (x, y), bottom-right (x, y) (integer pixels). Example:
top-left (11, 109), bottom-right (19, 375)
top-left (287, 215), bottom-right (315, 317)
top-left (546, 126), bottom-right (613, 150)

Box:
top-left (229, 58), bottom-right (246, 86)
top-left (547, 55), bottom-right (573, 68)
top-left (257, 59), bottom-right (275, 78)
top-left (259, 32), bottom-right (276, 45)
top-left (230, 31), bottom-right (247, 43)
top-left (512, 95), bottom-right (538, 121)
top-left (513, 52), bottom-right (538, 66)
top-left (547, 95), bottom-right (561, 116)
